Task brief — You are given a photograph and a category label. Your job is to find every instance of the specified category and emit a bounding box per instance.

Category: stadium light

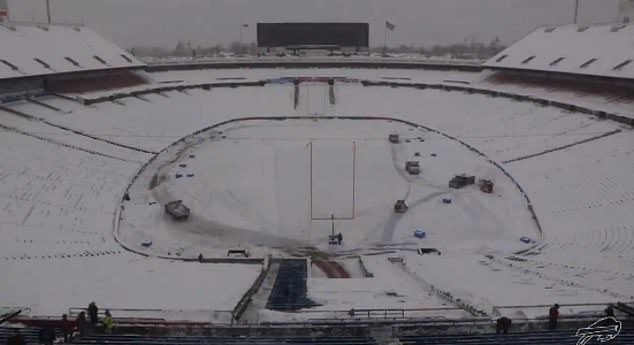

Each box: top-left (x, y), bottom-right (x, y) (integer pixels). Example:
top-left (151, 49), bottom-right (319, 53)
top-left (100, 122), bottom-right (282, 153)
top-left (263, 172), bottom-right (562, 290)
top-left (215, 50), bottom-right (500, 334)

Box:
top-left (45, 0), bottom-right (51, 24)
top-left (383, 21), bottom-right (395, 56)
top-left (239, 23), bottom-right (249, 55)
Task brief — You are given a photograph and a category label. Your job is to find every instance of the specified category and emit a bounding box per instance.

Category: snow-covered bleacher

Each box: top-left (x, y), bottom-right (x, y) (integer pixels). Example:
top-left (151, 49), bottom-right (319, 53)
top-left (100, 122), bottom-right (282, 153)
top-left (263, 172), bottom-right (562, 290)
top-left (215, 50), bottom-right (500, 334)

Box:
top-left (507, 131), bottom-right (634, 262)
top-left (333, 84), bottom-right (621, 163)
top-left (0, 125), bottom-right (262, 318)
top-left (0, 21), bottom-right (143, 80)
top-left (500, 131), bottom-right (634, 299)
top-left (484, 23), bottom-right (634, 81)
top-left (0, 128), bottom-right (140, 258)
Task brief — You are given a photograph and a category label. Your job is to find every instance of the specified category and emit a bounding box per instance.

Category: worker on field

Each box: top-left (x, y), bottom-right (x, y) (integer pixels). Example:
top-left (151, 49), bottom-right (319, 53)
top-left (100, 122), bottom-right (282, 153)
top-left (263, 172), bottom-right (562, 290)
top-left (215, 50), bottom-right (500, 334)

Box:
top-left (38, 326), bottom-right (55, 345)
top-left (6, 329), bottom-right (25, 345)
top-left (548, 304), bottom-right (560, 330)
top-left (88, 302), bottom-right (99, 330)
top-left (496, 316), bottom-right (512, 334)
top-left (61, 314), bottom-right (74, 342)
top-left (605, 305), bottom-right (615, 317)
top-left (76, 312), bottom-right (87, 337)
top-left (103, 310), bottom-right (113, 334)
top-left (337, 233), bottom-right (343, 245)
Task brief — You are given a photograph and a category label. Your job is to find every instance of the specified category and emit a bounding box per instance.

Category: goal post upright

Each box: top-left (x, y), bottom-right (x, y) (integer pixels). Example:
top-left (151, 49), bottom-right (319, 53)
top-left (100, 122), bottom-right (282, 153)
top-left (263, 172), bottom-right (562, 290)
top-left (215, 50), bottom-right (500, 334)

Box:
top-left (352, 140), bottom-right (356, 219)
top-left (309, 141), bottom-right (313, 220)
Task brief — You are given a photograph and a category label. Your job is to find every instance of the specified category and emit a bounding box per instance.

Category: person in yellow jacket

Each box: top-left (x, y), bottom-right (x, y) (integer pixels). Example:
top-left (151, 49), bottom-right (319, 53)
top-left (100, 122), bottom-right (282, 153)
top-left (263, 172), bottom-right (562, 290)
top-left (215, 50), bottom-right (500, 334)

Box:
top-left (104, 310), bottom-right (113, 334)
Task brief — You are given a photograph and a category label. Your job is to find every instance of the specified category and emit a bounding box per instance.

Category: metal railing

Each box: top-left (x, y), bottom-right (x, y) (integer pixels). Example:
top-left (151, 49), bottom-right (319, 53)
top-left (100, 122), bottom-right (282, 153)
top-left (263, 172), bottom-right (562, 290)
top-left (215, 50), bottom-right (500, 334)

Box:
top-left (67, 307), bottom-right (234, 324)
top-left (287, 306), bottom-right (474, 321)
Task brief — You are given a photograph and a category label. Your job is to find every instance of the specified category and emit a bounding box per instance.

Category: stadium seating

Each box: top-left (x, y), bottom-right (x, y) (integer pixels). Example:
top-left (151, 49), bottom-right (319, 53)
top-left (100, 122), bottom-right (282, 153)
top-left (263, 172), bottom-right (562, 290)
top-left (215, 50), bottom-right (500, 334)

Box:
top-left (5, 327), bottom-right (633, 345)
top-left (72, 334), bottom-right (377, 345)
top-left (0, 327), bottom-right (64, 344)
top-left (266, 259), bottom-right (318, 311)
top-left (400, 330), bottom-right (634, 345)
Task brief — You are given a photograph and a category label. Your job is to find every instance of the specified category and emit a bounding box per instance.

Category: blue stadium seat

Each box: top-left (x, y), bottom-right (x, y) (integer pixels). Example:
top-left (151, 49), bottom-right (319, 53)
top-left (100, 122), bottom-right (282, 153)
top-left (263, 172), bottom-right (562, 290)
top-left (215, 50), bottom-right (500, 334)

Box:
top-left (266, 259), bottom-right (318, 311)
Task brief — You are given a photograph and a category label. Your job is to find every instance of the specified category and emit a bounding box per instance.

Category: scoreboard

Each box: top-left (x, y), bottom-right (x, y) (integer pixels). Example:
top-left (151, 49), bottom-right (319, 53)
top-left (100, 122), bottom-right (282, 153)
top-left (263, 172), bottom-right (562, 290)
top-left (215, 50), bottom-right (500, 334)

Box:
top-left (257, 23), bottom-right (369, 49)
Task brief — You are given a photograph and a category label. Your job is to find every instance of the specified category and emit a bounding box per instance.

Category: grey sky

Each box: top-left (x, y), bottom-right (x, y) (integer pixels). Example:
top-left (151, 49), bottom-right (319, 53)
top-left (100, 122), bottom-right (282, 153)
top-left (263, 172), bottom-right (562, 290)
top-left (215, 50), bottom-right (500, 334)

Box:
top-left (7, 0), bottom-right (623, 49)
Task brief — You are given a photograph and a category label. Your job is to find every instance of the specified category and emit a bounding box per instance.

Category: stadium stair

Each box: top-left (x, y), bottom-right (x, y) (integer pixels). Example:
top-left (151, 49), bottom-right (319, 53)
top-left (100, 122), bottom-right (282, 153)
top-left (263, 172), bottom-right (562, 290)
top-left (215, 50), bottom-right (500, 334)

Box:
top-left (266, 259), bottom-right (318, 311)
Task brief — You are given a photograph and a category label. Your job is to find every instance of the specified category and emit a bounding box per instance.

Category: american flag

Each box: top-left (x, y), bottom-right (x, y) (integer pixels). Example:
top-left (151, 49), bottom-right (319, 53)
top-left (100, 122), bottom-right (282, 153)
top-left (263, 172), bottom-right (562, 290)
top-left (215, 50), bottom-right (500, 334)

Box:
top-left (385, 21), bottom-right (395, 31)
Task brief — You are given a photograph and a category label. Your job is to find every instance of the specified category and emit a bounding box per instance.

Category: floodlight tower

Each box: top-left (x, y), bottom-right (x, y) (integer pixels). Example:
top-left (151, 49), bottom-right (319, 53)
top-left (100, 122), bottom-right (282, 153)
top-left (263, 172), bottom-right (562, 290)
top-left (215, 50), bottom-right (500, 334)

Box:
top-left (45, 0), bottom-right (52, 23)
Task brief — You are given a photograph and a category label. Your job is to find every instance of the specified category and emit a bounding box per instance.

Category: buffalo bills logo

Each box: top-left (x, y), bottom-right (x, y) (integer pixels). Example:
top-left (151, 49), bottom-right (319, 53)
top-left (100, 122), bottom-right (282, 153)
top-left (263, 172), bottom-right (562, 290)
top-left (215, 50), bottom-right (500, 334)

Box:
top-left (575, 317), bottom-right (621, 345)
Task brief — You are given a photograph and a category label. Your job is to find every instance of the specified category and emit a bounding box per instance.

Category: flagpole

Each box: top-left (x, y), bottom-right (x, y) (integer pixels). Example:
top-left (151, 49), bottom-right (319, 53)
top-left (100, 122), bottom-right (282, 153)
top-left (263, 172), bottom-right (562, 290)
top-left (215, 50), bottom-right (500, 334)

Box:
top-left (46, 0), bottom-right (51, 24)
top-left (239, 23), bottom-right (247, 55)
top-left (383, 25), bottom-right (388, 55)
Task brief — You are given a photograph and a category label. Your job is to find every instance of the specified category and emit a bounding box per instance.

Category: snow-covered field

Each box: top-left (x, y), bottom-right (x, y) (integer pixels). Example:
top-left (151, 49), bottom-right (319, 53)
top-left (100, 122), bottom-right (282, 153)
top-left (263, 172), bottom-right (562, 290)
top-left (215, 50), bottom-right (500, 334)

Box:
top-left (1, 66), bottom-right (632, 322)
top-left (118, 118), bottom-right (536, 259)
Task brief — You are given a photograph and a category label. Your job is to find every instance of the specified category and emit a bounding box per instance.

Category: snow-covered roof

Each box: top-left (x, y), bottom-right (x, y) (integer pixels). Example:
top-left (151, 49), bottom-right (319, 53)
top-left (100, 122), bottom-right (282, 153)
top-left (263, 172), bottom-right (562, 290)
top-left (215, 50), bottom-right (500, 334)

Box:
top-left (484, 23), bottom-right (634, 80)
top-left (0, 22), bottom-right (144, 80)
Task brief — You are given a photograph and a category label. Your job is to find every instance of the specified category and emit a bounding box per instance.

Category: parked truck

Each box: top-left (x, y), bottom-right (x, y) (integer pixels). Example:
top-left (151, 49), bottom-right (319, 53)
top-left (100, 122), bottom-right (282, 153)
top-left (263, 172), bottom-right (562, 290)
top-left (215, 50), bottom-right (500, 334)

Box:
top-left (164, 200), bottom-right (190, 221)
top-left (449, 174), bottom-right (476, 189)
top-left (394, 200), bottom-right (409, 214)
top-left (405, 161), bottom-right (421, 175)
top-left (479, 179), bottom-right (494, 193)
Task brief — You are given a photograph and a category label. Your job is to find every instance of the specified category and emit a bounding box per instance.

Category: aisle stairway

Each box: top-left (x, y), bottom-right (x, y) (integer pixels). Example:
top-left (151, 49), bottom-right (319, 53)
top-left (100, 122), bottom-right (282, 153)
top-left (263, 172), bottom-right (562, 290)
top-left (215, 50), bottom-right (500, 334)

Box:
top-left (266, 259), bottom-right (318, 311)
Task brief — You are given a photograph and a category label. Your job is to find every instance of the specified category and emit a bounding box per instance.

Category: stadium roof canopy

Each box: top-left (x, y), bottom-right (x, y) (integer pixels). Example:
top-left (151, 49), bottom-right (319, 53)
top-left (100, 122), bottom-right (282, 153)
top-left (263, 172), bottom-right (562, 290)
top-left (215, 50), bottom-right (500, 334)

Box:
top-left (484, 23), bottom-right (634, 81)
top-left (0, 22), bottom-right (144, 80)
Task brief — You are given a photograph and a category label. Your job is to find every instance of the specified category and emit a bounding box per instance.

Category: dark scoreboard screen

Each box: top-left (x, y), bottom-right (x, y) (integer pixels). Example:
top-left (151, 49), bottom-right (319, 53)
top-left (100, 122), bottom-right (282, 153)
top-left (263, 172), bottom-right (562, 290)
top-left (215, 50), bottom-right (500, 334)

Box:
top-left (257, 23), bottom-right (369, 48)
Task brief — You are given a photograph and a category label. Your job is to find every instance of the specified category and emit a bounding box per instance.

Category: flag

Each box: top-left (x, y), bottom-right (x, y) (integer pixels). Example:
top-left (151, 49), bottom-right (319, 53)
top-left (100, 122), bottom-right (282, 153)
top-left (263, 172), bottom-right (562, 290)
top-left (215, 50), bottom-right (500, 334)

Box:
top-left (0, 0), bottom-right (7, 19)
top-left (385, 21), bottom-right (395, 31)
top-left (242, 24), bottom-right (249, 28)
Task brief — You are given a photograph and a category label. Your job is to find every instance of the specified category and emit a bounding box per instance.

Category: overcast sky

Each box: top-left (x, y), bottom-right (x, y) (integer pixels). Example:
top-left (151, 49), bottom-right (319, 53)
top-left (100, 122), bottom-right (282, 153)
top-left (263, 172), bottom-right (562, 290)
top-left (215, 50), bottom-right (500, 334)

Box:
top-left (7, 0), bottom-right (623, 49)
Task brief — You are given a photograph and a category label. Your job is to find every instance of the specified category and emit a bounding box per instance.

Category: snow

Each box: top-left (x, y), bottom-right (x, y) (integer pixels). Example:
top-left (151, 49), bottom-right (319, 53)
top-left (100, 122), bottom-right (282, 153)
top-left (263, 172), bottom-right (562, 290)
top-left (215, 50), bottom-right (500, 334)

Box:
top-left (0, 64), bottom-right (632, 321)
top-left (0, 256), bottom-right (261, 321)
top-left (0, 22), bottom-right (143, 80)
top-left (310, 141), bottom-right (355, 219)
top-left (0, 128), bottom-right (261, 319)
top-left (118, 118), bottom-right (537, 258)
top-left (307, 255), bottom-right (452, 311)
top-left (10, 87), bottom-right (296, 152)
top-left (69, 67), bottom-right (479, 100)
top-left (485, 23), bottom-right (634, 80)
top-left (0, 98), bottom-right (151, 162)
top-left (476, 70), bottom-right (634, 120)
top-left (402, 252), bottom-right (614, 319)
top-left (502, 132), bottom-right (634, 300)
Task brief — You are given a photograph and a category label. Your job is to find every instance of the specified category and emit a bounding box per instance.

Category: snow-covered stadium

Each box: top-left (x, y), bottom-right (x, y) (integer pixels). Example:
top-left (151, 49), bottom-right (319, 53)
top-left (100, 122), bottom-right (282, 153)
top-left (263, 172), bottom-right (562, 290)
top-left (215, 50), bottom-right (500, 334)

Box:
top-left (1, 18), bottom-right (634, 345)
